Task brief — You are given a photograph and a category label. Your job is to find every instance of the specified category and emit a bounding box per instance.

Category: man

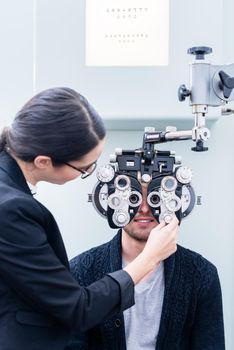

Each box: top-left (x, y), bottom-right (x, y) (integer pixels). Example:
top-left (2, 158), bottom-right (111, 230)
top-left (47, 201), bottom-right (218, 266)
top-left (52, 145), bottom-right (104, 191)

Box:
top-left (67, 185), bottom-right (225, 350)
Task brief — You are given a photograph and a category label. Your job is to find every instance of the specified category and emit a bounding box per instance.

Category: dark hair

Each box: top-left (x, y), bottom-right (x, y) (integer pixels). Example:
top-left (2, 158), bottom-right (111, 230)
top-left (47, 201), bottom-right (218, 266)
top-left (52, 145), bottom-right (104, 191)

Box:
top-left (0, 87), bottom-right (106, 164)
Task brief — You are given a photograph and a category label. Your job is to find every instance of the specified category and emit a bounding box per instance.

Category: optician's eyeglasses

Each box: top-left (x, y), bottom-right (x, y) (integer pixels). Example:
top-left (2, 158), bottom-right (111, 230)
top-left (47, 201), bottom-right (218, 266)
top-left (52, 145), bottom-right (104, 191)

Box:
top-left (63, 161), bottom-right (97, 179)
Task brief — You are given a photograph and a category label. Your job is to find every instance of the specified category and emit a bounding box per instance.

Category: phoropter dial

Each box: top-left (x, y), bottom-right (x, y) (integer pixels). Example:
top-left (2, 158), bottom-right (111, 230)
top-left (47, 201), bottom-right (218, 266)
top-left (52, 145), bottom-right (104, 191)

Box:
top-left (96, 164), bottom-right (115, 183)
top-left (176, 166), bottom-right (193, 184)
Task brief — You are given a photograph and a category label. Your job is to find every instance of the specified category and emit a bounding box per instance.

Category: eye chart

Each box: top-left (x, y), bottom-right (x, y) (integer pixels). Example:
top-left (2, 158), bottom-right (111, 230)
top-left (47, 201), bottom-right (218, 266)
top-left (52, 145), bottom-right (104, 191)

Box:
top-left (85, 0), bottom-right (169, 66)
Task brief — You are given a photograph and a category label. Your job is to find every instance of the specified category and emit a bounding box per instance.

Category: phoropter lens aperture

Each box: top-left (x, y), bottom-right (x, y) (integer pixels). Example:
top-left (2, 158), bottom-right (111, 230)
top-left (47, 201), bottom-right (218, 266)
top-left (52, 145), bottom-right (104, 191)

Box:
top-left (115, 175), bottom-right (130, 191)
top-left (128, 191), bottom-right (142, 207)
top-left (147, 191), bottom-right (161, 208)
top-left (161, 176), bottom-right (177, 192)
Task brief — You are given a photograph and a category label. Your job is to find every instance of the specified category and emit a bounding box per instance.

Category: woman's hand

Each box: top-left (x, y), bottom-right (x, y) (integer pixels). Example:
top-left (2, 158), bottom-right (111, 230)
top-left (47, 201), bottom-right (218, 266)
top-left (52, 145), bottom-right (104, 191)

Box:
top-left (124, 216), bottom-right (179, 284)
top-left (142, 216), bottom-right (179, 267)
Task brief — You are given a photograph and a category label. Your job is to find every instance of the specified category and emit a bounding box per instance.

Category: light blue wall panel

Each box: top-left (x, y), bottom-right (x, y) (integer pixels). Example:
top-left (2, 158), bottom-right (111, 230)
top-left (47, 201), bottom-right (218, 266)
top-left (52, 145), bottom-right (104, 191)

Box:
top-left (0, 0), bottom-right (34, 125)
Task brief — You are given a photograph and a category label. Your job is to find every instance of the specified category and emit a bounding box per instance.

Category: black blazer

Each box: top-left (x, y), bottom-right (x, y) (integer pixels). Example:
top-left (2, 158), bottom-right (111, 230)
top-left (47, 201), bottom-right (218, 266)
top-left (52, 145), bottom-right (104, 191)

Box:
top-left (0, 151), bottom-right (134, 350)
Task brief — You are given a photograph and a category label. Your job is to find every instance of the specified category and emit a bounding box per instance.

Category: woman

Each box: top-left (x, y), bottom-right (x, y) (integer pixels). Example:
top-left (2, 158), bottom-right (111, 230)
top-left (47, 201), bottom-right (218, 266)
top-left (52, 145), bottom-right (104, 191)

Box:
top-left (0, 87), bottom-right (178, 349)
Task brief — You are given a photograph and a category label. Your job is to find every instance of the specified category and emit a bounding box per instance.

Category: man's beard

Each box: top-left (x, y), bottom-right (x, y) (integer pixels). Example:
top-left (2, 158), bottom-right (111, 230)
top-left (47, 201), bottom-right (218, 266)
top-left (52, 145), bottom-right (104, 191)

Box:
top-left (123, 227), bottom-right (151, 242)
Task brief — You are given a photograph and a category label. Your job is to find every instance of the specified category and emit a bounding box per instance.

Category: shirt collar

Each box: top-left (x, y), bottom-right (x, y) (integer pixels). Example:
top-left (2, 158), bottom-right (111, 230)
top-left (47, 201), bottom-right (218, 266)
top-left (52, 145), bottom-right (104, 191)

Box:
top-left (27, 181), bottom-right (37, 195)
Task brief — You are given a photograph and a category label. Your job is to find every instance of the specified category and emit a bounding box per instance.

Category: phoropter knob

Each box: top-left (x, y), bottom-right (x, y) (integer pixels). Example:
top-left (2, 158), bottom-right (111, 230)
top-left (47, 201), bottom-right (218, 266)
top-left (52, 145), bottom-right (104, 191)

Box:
top-left (178, 84), bottom-right (190, 101)
top-left (187, 46), bottom-right (212, 60)
top-left (219, 70), bottom-right (234, 99)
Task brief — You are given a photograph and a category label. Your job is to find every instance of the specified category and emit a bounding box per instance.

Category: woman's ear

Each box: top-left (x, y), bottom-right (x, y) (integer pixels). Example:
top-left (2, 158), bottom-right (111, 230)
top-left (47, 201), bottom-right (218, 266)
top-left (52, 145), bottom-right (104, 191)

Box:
top-left (33, 156), bottom-right (52, 169)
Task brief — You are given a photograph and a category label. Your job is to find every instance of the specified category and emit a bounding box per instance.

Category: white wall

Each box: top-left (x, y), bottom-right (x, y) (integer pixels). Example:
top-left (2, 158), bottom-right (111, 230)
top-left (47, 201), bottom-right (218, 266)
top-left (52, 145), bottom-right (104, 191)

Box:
top-left (0, 0), bottom-right (234, 348)
top-left (0, 0), bottom-right (34, 127)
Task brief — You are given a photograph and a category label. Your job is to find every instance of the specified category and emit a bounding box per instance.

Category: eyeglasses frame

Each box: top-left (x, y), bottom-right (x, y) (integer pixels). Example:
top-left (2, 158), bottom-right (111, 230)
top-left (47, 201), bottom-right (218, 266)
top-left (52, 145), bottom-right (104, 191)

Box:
top-left (63, 160), bottom-right (97, 179)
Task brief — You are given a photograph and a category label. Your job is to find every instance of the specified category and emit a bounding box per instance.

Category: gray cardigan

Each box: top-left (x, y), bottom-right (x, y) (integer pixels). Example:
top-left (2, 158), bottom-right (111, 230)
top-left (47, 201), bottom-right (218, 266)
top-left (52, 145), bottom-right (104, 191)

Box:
top-left (67, 230), bottom-right (225, 350)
